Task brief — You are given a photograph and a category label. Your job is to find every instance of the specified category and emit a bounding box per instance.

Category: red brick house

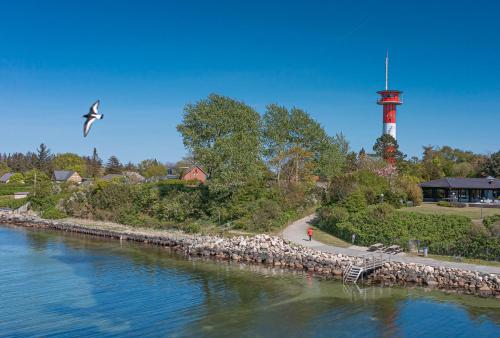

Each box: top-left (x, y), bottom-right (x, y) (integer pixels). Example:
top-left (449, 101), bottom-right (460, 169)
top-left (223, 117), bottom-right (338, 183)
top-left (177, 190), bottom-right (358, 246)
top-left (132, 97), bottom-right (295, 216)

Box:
top-left (181, 166), bottom-right (207, 183)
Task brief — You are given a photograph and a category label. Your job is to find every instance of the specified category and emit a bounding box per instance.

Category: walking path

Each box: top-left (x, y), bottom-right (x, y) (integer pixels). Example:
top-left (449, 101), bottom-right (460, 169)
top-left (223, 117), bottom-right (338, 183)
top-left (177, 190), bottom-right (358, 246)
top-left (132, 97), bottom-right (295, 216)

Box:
top-left (281, 214), bottom-right (500, 275)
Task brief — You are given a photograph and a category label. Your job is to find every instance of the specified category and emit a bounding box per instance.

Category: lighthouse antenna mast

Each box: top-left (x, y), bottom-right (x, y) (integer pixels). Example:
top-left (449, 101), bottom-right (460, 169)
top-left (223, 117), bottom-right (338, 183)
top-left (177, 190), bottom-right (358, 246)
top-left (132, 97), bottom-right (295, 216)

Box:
top-left (385, 50), bottom-right (389, 90)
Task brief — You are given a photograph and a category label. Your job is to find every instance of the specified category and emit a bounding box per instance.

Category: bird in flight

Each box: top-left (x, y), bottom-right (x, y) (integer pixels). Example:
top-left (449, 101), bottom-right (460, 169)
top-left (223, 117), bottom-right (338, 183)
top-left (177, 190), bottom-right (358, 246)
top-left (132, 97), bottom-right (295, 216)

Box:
top-left (83, 100), bottom-right (104, 137)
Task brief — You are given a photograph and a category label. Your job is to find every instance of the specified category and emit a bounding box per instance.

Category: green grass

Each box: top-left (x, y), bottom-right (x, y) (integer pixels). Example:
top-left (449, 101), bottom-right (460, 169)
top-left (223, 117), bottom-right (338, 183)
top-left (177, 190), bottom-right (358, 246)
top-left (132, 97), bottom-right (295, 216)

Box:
top-left (404, 203), bottom-right (500, 220)
top-left (0, 195), bottom-right (28, 209)
top-left (0, 184), bottom-right (32, 196)
top-left (310, 225), bottom-right (351, 248)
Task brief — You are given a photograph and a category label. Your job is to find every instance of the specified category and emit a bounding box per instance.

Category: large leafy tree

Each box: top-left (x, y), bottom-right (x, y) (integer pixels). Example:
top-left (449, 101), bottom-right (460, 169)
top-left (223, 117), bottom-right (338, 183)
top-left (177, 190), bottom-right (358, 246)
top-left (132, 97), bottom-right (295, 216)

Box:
top-left (262, 105), bottom-right (345, 182)
top-left (484, 151), bottom-right (500, 177)
top-left (53, 153), bottom-right (87, 176)
top-left (261, 104), bottom-right (291, 182)
top-left (138, 159), bottom-right (167, 178)
top-left (177, 94), bottom-right (262, 193)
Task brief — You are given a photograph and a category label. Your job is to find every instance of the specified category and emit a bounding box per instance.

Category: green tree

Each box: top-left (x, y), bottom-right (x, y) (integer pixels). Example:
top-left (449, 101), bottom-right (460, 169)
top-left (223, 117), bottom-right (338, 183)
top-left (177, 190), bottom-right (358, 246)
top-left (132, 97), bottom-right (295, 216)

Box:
top-left (138, 159), bottom-right (167, 178)
top-left (53, 153), bottom-right (87, 176)
top-left (87, 148), bottom-right (103, 178)
top-left (484, 151), bottom-right (500, 177)
top-left (8, 173), bottom-right (25, 184)
top-left (105, 156), bottom-right (123, 174)
top-left (24, 169), bottom-right (49, 185)
top-left (35, 143), bottom-right (53, 174)
top-left (0, 162), bottom-right (10, 176)
top-left (262, 104), bottom-right (291, 182)
top-left (373, 134), bottom-right (404, 163)
top-left (177, 94), bottom-right (262, 192)
top-left (262, 105), bottom-right (344, 182)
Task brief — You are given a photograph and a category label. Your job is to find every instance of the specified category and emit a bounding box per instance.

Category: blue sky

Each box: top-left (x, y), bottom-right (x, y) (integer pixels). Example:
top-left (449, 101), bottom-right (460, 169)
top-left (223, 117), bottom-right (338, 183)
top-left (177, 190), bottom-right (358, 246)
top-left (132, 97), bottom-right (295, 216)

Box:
top-left (1, 0), bottom-right (499, 163)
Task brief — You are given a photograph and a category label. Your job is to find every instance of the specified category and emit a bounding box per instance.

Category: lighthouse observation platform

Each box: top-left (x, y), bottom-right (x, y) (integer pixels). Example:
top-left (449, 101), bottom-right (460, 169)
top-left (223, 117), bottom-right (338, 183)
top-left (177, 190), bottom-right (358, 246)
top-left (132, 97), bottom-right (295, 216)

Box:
top-left (377, 90), bottom-right (403, 105)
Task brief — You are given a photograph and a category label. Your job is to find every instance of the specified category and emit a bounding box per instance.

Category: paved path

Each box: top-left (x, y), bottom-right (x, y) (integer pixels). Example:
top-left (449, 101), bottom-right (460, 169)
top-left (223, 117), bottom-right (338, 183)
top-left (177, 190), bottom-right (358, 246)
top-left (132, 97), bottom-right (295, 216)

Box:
top-left (282, 214), bottom-right (500, 275)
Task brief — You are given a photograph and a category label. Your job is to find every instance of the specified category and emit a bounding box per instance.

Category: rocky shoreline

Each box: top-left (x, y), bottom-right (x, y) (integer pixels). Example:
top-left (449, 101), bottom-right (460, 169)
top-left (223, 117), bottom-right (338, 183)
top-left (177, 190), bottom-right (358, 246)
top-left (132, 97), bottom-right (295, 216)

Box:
top-left (1, 211), bottom-right (499, 298)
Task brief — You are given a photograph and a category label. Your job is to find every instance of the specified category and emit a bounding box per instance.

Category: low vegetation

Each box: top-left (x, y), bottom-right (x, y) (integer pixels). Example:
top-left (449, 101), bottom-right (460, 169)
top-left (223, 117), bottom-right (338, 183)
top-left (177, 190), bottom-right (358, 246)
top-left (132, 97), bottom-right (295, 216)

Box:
top-left (0, 196), bottom-right (28, 210)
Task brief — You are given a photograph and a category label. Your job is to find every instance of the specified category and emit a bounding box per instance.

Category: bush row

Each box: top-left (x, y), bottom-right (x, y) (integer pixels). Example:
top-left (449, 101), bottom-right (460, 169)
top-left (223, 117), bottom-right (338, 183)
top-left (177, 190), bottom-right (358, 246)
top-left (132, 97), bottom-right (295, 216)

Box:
top-left (317, 203), bottom-right (500, 260)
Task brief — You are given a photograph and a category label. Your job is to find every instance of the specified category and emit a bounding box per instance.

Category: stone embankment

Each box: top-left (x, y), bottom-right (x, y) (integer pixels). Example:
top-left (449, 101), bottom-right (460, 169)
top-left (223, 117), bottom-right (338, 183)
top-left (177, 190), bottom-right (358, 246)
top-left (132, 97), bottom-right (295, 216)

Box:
top-left (1, 211), bottom-right (499, 298)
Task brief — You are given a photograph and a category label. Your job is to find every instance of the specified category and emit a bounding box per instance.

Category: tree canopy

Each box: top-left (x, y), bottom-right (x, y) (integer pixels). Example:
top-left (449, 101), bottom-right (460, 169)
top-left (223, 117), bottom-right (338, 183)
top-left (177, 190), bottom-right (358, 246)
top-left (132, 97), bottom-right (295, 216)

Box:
top-left (177, 94), bottom-right (262, 193)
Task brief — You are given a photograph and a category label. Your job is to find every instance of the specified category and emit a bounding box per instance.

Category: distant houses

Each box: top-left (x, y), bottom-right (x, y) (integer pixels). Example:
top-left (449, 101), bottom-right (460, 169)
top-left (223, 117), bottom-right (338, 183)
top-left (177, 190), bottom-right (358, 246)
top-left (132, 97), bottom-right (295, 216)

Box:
top-left (53, 170), bottom-right (83, 184)
top-left (0, 173), bottom-right (13, 184)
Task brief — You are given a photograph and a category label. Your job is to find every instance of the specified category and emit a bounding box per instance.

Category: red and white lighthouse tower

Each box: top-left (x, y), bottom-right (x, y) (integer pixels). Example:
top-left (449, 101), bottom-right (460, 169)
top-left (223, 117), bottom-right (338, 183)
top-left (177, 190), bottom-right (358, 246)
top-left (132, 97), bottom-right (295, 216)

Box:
top-left (377, 52), bottom-right (402, 139)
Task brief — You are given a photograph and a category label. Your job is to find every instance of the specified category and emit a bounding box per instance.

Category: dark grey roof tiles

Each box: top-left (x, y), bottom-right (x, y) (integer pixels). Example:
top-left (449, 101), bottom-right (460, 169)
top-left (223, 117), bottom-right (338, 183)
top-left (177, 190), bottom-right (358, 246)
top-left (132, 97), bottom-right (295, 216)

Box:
top-left (420, 177), bottom-right (500, 189)
top-left (53, 170), bottom-right (76, 181)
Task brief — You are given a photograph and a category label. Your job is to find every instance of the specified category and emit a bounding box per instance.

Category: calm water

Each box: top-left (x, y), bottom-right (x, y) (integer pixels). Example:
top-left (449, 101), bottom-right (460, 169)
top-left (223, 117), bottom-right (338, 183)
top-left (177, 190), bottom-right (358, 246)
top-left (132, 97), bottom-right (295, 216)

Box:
top-left (0, 225), bottom-right (499, 338)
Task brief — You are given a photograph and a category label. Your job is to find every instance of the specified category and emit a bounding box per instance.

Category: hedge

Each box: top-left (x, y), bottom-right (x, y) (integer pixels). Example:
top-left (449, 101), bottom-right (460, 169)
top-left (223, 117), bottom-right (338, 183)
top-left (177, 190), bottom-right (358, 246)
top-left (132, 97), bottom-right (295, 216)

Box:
top-left (317, 204), bottom-right (500, 260)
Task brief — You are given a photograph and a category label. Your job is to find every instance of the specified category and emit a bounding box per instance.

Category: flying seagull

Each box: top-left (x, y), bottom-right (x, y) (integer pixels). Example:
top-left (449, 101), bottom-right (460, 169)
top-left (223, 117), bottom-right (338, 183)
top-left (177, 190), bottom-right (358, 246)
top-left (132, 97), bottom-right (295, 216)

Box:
top-left (83, 100), bottom-right (104, 137)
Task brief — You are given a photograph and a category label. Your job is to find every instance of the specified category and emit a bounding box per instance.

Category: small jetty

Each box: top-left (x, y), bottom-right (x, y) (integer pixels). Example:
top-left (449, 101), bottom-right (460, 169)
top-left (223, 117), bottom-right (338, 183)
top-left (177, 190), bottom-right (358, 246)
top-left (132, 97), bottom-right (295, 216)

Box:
top-left (343, 254), bottom-right (386, 284)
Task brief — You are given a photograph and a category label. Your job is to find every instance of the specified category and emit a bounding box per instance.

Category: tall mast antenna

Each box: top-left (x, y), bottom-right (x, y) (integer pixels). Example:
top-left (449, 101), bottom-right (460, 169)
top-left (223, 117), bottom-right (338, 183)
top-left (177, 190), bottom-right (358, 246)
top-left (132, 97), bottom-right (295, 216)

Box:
top-left (385, 50), bottom-right (389, 90)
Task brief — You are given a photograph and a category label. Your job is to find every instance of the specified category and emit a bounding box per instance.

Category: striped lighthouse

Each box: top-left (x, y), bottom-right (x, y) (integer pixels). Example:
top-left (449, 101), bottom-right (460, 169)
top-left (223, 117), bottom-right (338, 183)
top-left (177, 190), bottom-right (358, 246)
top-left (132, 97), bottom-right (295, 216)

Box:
top-left (377, 52), bottom-right (402, 139)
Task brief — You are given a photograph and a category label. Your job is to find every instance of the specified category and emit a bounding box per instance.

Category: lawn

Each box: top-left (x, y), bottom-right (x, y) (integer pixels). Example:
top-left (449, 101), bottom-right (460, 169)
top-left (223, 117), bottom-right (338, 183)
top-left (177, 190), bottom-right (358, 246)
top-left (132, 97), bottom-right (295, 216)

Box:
top-left (310, 225), bottom-right (351, 248)
top-left (0, 184), bottom-right (32, 196)
top-left (0, 195), bottom-right (28, 209)
top-left (404, 203), bottom-right (500, 220)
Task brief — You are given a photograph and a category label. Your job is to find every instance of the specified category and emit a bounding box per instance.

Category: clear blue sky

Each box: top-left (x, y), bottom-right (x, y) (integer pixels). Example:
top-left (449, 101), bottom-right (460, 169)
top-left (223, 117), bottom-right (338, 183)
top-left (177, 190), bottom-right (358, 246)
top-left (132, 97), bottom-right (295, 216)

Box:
top-left (1, 0), bottom-right (499, 163)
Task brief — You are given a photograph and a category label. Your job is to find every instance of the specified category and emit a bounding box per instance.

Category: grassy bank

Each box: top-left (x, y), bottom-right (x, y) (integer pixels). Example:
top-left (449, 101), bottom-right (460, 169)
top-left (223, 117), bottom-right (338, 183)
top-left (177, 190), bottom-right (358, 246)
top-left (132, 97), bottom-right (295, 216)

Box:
top-left (404, 203), bottom-right (500, 220)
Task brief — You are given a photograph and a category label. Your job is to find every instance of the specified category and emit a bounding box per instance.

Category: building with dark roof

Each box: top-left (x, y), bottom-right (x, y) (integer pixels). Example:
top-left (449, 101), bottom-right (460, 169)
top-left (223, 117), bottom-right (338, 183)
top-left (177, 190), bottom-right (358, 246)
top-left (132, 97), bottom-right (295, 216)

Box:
top-left (53, 170), bottom-right (82, 184)
top-left (0, 173), bottom-right (13, 183)
top-left (420, 177), bottom-right (500, 202)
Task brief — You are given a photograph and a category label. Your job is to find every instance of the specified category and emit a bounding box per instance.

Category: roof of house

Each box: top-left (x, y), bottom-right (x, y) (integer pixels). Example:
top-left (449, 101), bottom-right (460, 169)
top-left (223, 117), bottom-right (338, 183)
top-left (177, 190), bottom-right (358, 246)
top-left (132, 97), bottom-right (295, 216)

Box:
top-left (420, 177), bottom-right (500, 189)
top-left (14, 192), bottom-right (30, 195)
top-left (53, 170), bottom-right (77, 181)
top-left (0, 173), bottom-right (13, 182)
top-left (184, 166), bottom-right (207, 176)
top-left (164, 174), bottom-right (179, 180)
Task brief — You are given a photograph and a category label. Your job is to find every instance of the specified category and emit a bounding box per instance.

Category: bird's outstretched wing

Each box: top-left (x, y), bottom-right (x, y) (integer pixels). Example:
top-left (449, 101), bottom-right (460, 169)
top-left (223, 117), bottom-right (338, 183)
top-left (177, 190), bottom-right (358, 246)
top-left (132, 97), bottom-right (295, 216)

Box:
top-left (90, 100), bottom-right (100, 115)
top-left (83, 117), bottom-right (96, 137)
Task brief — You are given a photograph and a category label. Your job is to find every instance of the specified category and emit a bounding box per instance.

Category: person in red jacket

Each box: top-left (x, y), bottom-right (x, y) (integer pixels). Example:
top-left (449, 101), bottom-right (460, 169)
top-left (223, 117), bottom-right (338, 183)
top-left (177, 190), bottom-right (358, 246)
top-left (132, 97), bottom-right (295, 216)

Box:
top-left (307, 227), bottom-right (313, 241)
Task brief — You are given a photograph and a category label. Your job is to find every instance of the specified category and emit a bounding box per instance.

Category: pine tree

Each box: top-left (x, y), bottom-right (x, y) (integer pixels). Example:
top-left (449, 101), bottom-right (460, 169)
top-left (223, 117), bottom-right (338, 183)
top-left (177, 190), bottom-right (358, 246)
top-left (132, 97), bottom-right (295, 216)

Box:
top-left (373, 134), bottom-right (404, 164)
top-left (35, 143), bottom-right (53, 174)
top-left (88, 148), bottom-right (102, 177)
top-left (105, 155), bottom-right (123, 174)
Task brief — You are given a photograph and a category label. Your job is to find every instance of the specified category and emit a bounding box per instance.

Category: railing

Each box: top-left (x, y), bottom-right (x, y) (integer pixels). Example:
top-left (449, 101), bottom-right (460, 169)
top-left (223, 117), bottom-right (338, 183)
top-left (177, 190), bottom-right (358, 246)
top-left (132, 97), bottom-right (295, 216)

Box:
top-left (343, 263), bottom-right (353, 283)
top-left (377, 98), bottom-right (403, 104)
top-left (343, 253), bottom-right (386, 284)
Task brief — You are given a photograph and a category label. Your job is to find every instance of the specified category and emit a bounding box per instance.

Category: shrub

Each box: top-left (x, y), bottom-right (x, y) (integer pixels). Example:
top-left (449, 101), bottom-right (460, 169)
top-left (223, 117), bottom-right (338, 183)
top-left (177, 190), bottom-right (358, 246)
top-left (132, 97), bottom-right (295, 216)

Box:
top-left (0, 196), bottom-right (28, 209)
top-left (437, 201), bottom-right (451, 207)
top-left (316, 205), bottom-right (499, 259)
top-left (8, 173), bottom-right (25, 185)
top-left (42, 207), bottom-right (67, 219)
top-left (341, 190), bottom-right (367, 213)
top-left (184, 222), bottom-right (201, 233)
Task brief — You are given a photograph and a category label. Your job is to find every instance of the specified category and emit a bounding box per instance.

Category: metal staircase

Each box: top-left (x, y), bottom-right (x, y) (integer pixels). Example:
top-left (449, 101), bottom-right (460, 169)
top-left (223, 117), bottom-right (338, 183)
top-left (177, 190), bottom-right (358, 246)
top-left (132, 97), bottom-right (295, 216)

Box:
top-left (343, 254), bottom-right (386, 284)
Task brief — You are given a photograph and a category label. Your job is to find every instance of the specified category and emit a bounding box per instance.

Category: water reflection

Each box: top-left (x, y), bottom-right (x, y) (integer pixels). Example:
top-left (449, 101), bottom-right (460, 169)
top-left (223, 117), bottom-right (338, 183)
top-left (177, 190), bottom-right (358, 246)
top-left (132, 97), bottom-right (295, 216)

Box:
top-left (0, 225), bottom-right (499, 337)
